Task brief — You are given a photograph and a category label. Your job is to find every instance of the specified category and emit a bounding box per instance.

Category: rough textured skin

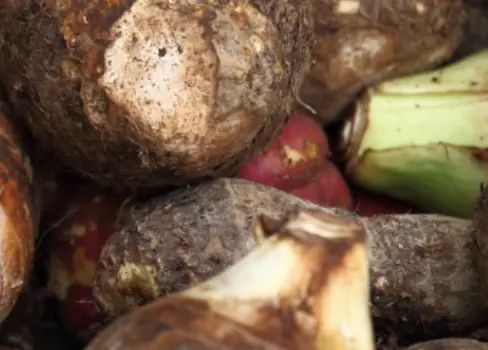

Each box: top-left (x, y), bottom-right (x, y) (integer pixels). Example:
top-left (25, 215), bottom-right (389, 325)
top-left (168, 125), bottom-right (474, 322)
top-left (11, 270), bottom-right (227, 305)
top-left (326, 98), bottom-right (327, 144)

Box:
top-left (405, 339), bottom-right (488, 350)
top-left (93, 178), bottom-right (346, 318)
top-left (366, 214), bottom-right (482, 336)
top-left (0, 104), bottom-right (39, 325)
top-left (88, 211), bottom-right (370, 350)
top-left (93, 178), bottom-right (483, 335)
top-left (299, 0), bottom-right (465, 125)
top-left (0, 0), bottom-right (313, 189)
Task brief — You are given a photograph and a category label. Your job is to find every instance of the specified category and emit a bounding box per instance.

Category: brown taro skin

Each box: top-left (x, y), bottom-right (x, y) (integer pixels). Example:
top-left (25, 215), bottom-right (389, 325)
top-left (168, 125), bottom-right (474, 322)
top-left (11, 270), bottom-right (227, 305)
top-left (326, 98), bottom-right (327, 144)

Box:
top-left (0, 0), bottom-right (314, 190)
top-left (0, 104), bottom-right (39, 325)
top-left (93, 178), bottom-right (348, 320)
top-left (93, 178), bottom-right (484, 336)
top-left (300, 0), bottom-right (465, 125)
top-left (87, 211), bottom-right (369, 350)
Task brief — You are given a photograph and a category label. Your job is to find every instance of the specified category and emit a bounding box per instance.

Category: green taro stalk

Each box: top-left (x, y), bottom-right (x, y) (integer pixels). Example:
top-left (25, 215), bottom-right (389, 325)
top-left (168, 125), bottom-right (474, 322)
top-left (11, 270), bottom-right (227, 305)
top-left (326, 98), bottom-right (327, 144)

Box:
top-left (339, 48), bottom-right (488, 218)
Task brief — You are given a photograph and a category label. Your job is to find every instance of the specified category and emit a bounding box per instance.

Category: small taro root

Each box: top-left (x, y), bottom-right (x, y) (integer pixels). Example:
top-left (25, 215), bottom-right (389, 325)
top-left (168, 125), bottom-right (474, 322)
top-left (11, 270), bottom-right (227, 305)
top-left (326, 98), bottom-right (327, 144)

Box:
top-left (235, 113), bottom-right (352, 209)
top-left (289, 162), bottom-right (353, 210)
top-left (93, 178), bottom-right (484, 337)
top-left (0, 0), bottom-right (313, 189)
top-left (405, 339), bottom-right (488, 350)
top-left (46, 187), bottom-right (129, 343)
top-left (86, 211), bottom-right (374, 350)
top-left (299, 0), bottom-right (465, 125)
top-left (235, 113), bottom-right (331, 190)
top-left (0, 103), bottom-right (39, 324)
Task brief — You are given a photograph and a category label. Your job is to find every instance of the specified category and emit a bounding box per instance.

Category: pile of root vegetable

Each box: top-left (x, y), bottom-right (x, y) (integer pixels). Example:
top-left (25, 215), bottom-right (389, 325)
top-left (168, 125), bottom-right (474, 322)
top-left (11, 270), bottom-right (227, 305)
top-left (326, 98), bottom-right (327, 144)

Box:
top-left (3, 0), bottom-right (488, 349)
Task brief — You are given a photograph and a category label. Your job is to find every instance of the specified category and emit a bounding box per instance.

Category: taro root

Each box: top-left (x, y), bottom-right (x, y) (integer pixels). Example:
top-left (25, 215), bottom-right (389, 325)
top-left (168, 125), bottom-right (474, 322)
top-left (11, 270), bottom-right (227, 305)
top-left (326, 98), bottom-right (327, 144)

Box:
top-left (405, 339), bottom-right (488, 350)
top-left (0, 103), bottom-right (39, 324)
top-left (93, 178), bottom-right (484, 337)
top-left (287, 162), bottom-right (353, 210)
top-left (235, 113), bottom-right (352, 209)
top-left (299, 0), bottom-right (465, 125)
top-left (87, 211), bottom-right (374, 350)
top-left (235, 113), bottom-right (331, 190)
top-left (0, 0), bottom-right (313, 190)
